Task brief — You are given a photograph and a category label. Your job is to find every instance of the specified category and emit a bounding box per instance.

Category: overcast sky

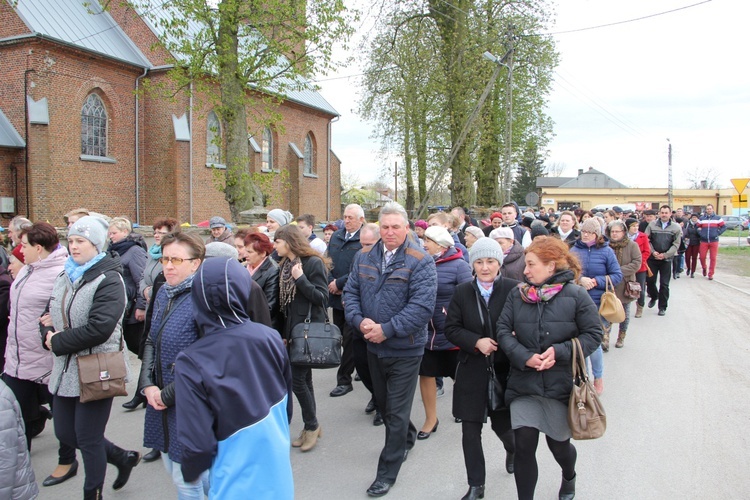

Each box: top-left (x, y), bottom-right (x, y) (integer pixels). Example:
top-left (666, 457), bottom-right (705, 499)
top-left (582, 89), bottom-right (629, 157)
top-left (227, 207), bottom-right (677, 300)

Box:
top-left (315, 0), bottom-right (749, 191)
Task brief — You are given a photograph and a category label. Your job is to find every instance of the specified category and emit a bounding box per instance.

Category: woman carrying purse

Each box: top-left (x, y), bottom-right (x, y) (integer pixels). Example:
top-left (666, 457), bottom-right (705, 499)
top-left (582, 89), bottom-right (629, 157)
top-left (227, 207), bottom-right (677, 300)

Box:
top-left (274, 225), bottom-right (330, 453)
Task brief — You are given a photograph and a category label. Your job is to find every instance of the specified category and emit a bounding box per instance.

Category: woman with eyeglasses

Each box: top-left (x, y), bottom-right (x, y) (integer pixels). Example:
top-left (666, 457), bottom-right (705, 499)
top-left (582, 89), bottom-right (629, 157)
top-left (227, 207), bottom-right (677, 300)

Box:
top-left (122, 218), bottom-right (179, 415)
top-left (138, 232), bottom-right (209, 498)
top-left (604, 220), bottom-right (642, 349)
top-left (41, 216), bottom-right (141, 498)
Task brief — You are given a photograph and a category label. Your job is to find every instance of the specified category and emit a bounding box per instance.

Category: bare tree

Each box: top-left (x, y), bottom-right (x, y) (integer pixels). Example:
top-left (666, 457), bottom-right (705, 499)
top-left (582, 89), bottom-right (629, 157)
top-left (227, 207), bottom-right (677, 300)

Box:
top-left (545, 161), bottom-right (566, 177)
top-left (685, 167), bottom-right (720, 189)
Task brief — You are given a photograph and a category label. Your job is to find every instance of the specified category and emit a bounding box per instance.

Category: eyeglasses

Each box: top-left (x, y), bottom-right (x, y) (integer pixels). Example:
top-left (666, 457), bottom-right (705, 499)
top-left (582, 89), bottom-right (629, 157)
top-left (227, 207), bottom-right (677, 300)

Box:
top-left (159, 257), bottom-right (197, 265)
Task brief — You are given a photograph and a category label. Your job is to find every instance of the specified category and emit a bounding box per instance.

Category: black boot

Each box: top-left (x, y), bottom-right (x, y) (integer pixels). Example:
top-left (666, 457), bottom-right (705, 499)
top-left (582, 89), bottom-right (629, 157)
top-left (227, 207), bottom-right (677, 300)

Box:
top-left (142, 449), bottom-right (161, 462)
top-left (461, 485), bottom-right (485, 500)
top-left (106, 445), bottom-right (141, 490)
top-left (83, 485), bottom-right (103, 499)
top-left (121, 393), bottom-right (146, 410)
top-left (505, 451), bottom-right (515, 474)
top-left (559, 473), bottom-right (576, 500)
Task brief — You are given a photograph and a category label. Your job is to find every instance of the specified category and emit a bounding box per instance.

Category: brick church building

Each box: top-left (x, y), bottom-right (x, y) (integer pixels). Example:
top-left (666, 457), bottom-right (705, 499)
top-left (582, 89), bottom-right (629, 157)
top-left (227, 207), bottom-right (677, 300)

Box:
top-left (0, 0), bottom-right (341, 226)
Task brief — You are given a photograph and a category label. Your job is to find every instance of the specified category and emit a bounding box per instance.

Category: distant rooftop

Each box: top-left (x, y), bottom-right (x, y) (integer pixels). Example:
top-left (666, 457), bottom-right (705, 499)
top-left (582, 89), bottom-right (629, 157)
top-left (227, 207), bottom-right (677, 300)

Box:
top-left (537, 167), bottom-right (628, 189)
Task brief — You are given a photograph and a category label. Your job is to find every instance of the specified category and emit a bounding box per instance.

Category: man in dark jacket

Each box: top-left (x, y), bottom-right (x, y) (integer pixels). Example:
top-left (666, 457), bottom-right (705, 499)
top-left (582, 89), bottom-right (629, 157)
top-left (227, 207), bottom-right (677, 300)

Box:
top-left (327, 204), bottom-right (365, 398)
top-left (697, 203), bottom-right (726, 280)
top-left (644, 205), bottom-right (682, 315)
top-left (344, 202), bottom-right (437, 498)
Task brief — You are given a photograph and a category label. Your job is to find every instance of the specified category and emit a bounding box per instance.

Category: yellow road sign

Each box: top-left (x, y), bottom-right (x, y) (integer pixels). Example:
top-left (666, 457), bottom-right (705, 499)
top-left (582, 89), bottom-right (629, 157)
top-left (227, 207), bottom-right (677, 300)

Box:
top-left (731, 194), bottom-right (747, 208)
top-left (731, 178), bottom-right (749, 193)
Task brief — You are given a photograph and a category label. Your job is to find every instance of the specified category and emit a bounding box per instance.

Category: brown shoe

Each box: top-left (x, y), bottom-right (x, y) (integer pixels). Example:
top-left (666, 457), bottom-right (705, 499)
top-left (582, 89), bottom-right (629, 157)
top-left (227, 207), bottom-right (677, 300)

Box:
top-left (635, 304), bottom-right (643, 318)
top-left (292, 429), bottom-right (306, 448)
top-left (300, 426), bottom-right (321, 452)
top-left (601, 325), bottom-right (610, 352)
top-left (615, 330), bottom-right (626, 348)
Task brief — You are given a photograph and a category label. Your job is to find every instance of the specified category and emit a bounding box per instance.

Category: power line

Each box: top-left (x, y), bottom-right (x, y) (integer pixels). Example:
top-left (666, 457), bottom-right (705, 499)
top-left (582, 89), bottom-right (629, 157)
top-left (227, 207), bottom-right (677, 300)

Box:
top-left (539, 0), bottom-right (712, 36)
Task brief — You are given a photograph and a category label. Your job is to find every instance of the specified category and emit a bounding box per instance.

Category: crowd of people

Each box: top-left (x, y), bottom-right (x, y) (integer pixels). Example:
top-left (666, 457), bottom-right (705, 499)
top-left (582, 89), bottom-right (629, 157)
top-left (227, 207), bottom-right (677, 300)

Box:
top-left (0, 200), bottom-right (728, 499)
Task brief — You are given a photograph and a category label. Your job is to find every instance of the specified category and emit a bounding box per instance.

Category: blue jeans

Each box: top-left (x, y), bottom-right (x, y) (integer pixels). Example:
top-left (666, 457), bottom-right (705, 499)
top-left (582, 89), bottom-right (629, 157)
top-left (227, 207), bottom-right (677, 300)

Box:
top-left (163, 453), bottom-right (209, 500)
top-left (587, 316), bottom-right (607, 379)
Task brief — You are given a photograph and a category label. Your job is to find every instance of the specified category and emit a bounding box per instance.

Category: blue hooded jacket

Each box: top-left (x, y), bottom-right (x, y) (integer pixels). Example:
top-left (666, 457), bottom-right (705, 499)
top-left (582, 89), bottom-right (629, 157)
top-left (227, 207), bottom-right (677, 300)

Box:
top-left (175, 258), bottom-right (293, 499)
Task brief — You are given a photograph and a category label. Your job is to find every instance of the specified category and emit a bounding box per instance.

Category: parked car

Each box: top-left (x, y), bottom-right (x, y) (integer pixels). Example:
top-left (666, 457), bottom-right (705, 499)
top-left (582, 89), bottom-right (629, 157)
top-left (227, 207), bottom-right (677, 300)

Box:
top-left (720, 215), bottom-right (744, 230)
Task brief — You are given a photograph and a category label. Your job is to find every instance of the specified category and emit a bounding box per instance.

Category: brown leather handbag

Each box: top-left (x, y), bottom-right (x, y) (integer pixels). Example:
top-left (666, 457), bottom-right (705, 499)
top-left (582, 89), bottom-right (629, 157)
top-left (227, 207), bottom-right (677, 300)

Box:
top-left (599, 275), bottom-right (625, 323)
top-left (77, 348), bottom-right (128, 403)
top-left (568, 338), bottom-right (606, 440)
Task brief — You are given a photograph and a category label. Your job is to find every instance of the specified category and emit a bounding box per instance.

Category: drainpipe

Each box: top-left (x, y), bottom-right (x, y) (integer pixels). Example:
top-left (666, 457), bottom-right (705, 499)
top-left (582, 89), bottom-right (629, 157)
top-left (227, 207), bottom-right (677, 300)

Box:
top-left (327, 115), bottom-right (339, 221)
top-left (135, 67), bottom-right (148, 225)
top-left (23, 67), bottom-right (35, 217)
top-left (189, 80), bottom-right (193, 224)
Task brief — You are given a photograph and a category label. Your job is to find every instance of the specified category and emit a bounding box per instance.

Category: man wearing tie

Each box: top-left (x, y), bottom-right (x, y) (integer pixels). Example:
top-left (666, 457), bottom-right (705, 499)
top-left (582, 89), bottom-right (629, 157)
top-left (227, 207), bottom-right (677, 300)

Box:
top-left (327, 204), bottom-right (366, 398)
top-left (344, 202), bottom-right (437, 497)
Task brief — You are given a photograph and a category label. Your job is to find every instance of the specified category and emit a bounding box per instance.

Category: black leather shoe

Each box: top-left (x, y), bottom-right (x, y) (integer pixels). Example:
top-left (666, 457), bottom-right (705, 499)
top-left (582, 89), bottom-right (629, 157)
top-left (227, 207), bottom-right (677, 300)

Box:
top-left (373, 411), bottom-right (384, 426)
top-left (505, 451), bottom-right (515, 474)
top-left (142, 449), bottom-right (161, 462)
top-left (109, 449), bottom-right (141, 490)
top-left (329, 384), bottom-right (353, 397)
top-left (366, 480), bottom-right (392, 497)
top-left (462, 485), bottom-right (485, 500)
top-left (42, 460), bottom-right (78, 487)
top-left (455, 417), bottom-right (462, 423)
top-left (417, 420), bottom-right (438, 440)
top-left (122, 393), bottom-right (147, 410)
top-left (365, 397), bottom-right (377, 414)
top-left (647, 298), bottom-right (657, 308)
top-left (658, 309), bottom-right (666, 316)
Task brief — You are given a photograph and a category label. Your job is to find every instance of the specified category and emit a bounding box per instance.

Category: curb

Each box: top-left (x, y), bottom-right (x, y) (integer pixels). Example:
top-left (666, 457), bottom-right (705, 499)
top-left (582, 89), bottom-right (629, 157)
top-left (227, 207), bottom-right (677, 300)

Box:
top-left (712, 278), bottom-right (750, 296)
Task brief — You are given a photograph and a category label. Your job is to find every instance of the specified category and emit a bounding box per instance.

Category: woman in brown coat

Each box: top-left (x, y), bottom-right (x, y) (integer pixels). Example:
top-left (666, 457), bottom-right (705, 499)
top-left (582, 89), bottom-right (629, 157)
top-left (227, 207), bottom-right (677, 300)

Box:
top-left (606, 220), bottom-right (642, 348)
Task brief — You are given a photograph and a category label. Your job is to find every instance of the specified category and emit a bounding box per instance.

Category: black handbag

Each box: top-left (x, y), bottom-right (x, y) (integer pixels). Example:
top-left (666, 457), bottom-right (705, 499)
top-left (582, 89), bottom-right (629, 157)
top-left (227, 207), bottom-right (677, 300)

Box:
top-left (288, 303), bottom-right (342, 369)
top-left (476, 293), bottom-right (505, 412)
top-left (487, 353), bottom-right (505, 411)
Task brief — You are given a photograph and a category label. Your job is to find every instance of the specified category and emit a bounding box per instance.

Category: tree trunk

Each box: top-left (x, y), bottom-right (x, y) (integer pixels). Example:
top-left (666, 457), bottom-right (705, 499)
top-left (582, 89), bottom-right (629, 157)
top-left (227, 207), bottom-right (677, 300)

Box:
top-left (217, 0), bottom-right (262, 221)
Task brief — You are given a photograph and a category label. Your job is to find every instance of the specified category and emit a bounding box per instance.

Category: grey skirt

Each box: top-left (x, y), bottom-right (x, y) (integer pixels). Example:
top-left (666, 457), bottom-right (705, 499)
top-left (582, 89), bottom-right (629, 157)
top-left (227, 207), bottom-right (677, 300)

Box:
top-left (510, 395), bottom-right (572, 441)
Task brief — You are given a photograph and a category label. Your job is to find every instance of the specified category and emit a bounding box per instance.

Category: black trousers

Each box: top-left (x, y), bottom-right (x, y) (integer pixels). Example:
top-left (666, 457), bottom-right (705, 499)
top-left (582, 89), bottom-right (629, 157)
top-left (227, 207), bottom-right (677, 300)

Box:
top-left (122, 321), bottom-right (143, 356)
top-left (635, 270), bottom-right (647, 308)
top-left (2, 374), bottom-right (77, 464)
top-left (461, 409), bottom-right (514, 486)
top-left (291, 365), bottom-right (318, 431)
top-left (368, 352), bottom-right (421, 484)
top-left (53, 395), bottom-right (115, 491)
top-left (646, 257), bottom-right (672, 310)
top-left (332, 308), bottom-right (355, 387)
top-left (353, 334), bottom-right (374, 396)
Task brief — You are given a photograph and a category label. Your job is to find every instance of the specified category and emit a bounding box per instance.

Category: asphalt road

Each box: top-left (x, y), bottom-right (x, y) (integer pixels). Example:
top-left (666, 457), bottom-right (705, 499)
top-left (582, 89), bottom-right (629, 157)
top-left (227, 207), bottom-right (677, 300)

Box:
top-left (30, 268), bottom-right (750, 499)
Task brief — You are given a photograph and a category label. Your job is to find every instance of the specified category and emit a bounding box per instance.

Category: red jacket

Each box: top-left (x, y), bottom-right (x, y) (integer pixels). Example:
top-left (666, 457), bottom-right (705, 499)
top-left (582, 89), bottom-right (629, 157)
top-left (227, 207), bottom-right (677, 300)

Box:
top-left (633, 231), bottom-right (650, 273)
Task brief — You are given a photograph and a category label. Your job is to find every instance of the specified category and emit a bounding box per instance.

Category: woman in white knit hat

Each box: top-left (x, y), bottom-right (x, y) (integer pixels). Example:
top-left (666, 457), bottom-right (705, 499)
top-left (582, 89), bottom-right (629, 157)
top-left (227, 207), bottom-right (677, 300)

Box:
top-left (416, 226), bottom-right (472, 442)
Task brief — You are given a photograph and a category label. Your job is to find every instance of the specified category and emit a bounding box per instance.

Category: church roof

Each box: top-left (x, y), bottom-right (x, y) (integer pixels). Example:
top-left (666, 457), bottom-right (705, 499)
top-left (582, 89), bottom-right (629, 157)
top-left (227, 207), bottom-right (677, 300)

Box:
top-left (0, 108), bottom-right (25, 148)
top-left (9, 0), bottom-right (152, 67)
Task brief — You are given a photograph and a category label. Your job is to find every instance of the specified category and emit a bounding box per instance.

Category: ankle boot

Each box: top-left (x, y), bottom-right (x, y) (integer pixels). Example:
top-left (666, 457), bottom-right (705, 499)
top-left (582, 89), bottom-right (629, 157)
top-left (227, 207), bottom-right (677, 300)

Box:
top-left (83, 485), bottom-right (103, 500)
top-left (615, 330), bottom-right (626, 348)
top-left (106, 445), bottom-right (141, 490)
top-left (559, 473), bottom-right (576, 500)
top-left (300, 425), bottom-right (321, 452)
top-left (291, 429), bottom-right (306, 448)
top-left (634, 304), bottom-right (643, 318)
top-left (461, 485), bottom-right (485, 500)
top-left (121, 393), bottom-right (146, 410)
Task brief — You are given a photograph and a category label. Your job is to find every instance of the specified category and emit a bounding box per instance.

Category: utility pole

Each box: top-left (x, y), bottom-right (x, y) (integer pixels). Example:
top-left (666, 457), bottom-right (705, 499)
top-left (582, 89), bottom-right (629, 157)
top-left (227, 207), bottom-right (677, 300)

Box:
top-left (503, 35), bottom-right (514, 205)
top-left (667, 139), bottom-right (673, 208)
